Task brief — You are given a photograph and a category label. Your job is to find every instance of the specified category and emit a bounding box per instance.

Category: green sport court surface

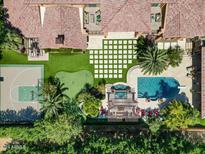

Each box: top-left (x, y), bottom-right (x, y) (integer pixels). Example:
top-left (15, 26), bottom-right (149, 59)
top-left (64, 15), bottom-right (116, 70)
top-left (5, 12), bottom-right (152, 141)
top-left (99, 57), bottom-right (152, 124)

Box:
top-left (0, 65), bottom-right (44, 111)
top-left (18, 86), bottom-right (39, 102)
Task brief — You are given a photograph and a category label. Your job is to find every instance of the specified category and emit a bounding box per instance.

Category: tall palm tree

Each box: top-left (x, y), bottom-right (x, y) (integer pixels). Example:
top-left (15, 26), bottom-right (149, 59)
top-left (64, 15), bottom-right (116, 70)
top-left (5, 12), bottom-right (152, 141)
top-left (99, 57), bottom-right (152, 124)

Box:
top-left (40, 77), bottom-right (69, 119)
top-left (139, 47), bottom-right (168, 75)
top-left (43, 76), bottom-right (69, 99)
top-left (54, 79), bottom-right (69, 99)
top-left (40, 93), bottom-right (64, 119)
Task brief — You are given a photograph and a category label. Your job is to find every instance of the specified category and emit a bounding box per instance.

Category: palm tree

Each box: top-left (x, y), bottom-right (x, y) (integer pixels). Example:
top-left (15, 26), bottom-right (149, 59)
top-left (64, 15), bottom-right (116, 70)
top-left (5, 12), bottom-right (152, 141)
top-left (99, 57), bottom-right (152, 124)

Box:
top-left (135, 35), bottom-right (154, 61)
top-left (43, 76), bottom-right (69, 99)
top-left (40, 77), bottom-right (69, 119)
top-left (63, 99), bottom-right (82, 116)
top-left (167, 46), bottom-right (184, 67)
top-left (139, 46), bottom-right (168, 75)
top-left (40, 93), bottom-right (64, 119)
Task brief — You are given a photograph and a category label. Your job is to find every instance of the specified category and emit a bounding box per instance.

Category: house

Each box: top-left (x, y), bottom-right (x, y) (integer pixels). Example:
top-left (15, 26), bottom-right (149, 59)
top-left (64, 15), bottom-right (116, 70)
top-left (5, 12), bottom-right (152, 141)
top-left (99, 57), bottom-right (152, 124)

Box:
top-left (4, 0), bottom-right (205, 118)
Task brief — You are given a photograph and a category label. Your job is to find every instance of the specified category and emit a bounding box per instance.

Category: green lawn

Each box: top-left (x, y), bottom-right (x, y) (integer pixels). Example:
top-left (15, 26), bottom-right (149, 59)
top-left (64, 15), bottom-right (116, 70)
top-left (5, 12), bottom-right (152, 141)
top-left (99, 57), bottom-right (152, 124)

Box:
top-left (0, 49), bottom-right (136, 84)
top-left (56, 71), bottom-right (94, 98)
top-left (0, 49), bottom-right (93, 80)
top-left (196, 118), bottom-right (205, 127)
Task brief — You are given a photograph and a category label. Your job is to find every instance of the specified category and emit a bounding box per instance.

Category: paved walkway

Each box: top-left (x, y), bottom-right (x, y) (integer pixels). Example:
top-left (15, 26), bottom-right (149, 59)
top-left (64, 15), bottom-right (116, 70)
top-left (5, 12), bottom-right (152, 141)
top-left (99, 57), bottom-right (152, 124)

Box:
top-left (127, 54), bottom-right (193, 109)
top-left (89, 39), bottom-right (137, 79)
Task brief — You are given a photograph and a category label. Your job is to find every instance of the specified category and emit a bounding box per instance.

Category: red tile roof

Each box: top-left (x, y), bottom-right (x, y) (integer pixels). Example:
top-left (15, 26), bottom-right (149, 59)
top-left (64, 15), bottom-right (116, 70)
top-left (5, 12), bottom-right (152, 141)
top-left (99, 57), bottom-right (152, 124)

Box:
top-left (4, 0), bottom-right (41, 38)
top-left (149, 0), bottom-right (177, 3)
top-left (163, 0), bottom-right (205, 38)
top-left (24, 0), bottom-right (100, 4)
top-left (39, 6), bottom-right (87, 49)
top-left (4, 0), bottom-right (205, 49)
top-left (4, 0), bottom-right (87, 49)
top-left (201, 47), bottom-right (205, 119)
top-left (100, 0), bottom-right (151, 33)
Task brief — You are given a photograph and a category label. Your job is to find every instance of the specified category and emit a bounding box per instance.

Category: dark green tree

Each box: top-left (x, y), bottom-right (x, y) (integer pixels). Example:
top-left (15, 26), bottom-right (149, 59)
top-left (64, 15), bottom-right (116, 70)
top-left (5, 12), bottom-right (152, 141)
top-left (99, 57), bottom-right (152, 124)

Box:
top-left (40, 77), bottom-right (69, 119)
top-left (161, 100), bottom-right (200, 130)
top-left (77, 92), bottom-right (101, 117)
top-left (135, 35), bottom-right (154, 61)
top-left (139, 46), bottom-right (168, 75)
top-left (167, 46), bottom-right (184, 67)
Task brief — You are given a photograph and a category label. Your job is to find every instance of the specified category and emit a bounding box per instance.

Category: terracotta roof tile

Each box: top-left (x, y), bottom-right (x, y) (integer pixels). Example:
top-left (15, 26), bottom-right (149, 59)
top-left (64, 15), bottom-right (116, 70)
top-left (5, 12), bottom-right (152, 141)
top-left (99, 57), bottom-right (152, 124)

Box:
top-left (24, 0), bottom-right (100, 4)
top-left (4, 0), bottom-right (87, 49)
top-left (201, 47), bottom-right (205, 118)
top-left (4, 0), bottom-right (41, 37)
top-left (100, 0), bottom-right (151, 33)
top-left (39, 6), bottom-right (87, 49)
top-left (163, 0), bottom-right (205, 38)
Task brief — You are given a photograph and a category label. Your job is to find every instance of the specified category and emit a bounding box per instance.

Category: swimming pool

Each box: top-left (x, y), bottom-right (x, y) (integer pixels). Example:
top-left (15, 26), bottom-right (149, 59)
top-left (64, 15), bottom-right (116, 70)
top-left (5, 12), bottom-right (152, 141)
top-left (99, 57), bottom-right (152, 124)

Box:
top-left (115, 92), bottom-right (128, 99)
top-left (138, 77), bottom-right (180, 100)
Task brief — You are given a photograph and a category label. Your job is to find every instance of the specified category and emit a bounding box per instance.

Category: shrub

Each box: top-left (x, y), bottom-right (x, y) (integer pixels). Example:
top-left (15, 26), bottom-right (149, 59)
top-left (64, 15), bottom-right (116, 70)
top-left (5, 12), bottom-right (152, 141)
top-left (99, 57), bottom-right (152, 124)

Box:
top-left (161, 100), bottom-right (200, 130)
top-left (167, 46), bottom-right (184, 67)
top-left (77, 92), bottom-right (101, 117)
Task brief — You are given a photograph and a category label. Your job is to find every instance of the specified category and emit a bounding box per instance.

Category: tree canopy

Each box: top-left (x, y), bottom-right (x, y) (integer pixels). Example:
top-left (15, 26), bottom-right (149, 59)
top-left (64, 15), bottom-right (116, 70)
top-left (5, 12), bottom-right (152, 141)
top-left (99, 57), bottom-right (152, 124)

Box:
top-left (0, 4), bottom-right (22, 60)
top-left (161, 100), bottom-right (200, 130)
top-left (139, 46), bottom-right (168, 75)
top-left (135, 36), bottom-right (184, 75)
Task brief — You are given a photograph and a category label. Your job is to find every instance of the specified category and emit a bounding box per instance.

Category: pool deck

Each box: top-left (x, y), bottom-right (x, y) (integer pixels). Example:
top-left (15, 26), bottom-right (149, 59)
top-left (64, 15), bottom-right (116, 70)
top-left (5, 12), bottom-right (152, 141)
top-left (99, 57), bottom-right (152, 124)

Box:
top-left (127, 54), bottom-right (193, 109)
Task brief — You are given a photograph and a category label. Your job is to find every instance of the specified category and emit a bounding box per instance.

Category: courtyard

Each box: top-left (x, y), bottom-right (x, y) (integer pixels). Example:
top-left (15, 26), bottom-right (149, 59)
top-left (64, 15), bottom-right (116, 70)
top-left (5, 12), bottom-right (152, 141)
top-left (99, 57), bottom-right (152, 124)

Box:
top-left (89, 39), bottom-right (137, 79)
top-left (127, 53), bottom-right (193, 110)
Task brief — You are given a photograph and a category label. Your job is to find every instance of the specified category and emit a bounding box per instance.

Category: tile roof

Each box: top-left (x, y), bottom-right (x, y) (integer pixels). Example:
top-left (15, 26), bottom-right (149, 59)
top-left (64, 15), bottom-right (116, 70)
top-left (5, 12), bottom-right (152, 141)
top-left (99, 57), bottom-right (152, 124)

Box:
top-left (4, 0), bottom-right (41, 38)
top-left (39, 6), bottom-right (87, 49)
top-left (5, 0), bottom-right (205, 49)
top-left (100, 0), bottom-right (151, 33)
top-left (24, 0), bottom-right (100, 4)
top-left (4, 0), bottom-right (87, 49)
top-left (202, 47), bottom-right (205, 119)
top-left (163, 0), bottom-right (205, 38)
top-left (149, 0), bottom-right (177, 3)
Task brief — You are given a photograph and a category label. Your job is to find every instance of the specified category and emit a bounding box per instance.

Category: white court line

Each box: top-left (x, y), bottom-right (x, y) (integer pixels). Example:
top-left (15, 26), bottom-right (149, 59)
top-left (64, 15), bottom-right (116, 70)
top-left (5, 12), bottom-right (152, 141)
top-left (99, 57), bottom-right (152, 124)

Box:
top-left (8, 68), bottom-right (40, 110)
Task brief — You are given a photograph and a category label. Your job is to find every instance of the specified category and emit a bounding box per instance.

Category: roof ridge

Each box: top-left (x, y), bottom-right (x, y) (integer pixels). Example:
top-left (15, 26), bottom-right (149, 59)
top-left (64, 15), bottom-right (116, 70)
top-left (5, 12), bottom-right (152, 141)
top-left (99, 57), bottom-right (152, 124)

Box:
top-left (129, 0), bottom-right (151, 32)
top-left (101, 0), bottom-right (129, 31)
top-left (13, 0), bottom-right (33, 25)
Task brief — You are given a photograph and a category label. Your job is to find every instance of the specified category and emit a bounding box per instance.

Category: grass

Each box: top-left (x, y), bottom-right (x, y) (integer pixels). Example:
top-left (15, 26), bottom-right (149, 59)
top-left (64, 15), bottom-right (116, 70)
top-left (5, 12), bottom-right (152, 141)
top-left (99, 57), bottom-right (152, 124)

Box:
top-left (196, 118), bottom-right (205, 127)
top-left (0, 49), bottom-right (93, 79)
top-left (0, 49), bottom-right (136, 84)
top-left (56, 71), bottom-right (94, 98)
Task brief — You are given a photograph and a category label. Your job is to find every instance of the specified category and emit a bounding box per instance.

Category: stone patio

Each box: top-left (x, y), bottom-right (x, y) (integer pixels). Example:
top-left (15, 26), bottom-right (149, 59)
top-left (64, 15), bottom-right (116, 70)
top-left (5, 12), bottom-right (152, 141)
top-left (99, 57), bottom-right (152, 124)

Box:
top-left (127, 54), bottom-right (193, 109)
top-left (89, 39), bottom-right (137, 79)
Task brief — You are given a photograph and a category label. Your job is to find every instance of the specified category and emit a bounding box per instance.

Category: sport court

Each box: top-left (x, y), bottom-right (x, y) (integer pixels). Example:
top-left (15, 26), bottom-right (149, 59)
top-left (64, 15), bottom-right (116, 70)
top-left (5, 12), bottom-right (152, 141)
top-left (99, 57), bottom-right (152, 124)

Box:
top-left (0, 65), bottom-right (44, 112)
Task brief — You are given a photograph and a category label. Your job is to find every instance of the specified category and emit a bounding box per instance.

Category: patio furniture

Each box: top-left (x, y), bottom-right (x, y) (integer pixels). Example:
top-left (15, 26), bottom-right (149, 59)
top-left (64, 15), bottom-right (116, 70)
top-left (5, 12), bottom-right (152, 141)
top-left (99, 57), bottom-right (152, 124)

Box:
top-left (95, 10), bottom-right (101, 25)
top-left (178, 85), bottom-right (186, 89)
top-left (84, 11), bottom-right (89, 24)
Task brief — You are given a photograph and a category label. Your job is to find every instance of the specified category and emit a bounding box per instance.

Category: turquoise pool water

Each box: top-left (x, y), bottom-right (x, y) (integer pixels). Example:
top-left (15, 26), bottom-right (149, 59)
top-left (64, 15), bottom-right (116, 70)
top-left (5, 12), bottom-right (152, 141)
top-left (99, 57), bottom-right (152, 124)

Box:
top-left (138, 77), bottom-right (180, 100)
top-left (115, 92), bottom-right (128, 99)
top-left (111, 84), bottom-right (129, 90)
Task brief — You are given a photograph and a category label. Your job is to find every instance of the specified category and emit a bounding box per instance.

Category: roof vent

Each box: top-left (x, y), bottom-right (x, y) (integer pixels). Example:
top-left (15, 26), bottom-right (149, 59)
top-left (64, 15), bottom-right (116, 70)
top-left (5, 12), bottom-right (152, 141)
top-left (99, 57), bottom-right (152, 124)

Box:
top-left (56, 35), bottom-right (64, 44)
